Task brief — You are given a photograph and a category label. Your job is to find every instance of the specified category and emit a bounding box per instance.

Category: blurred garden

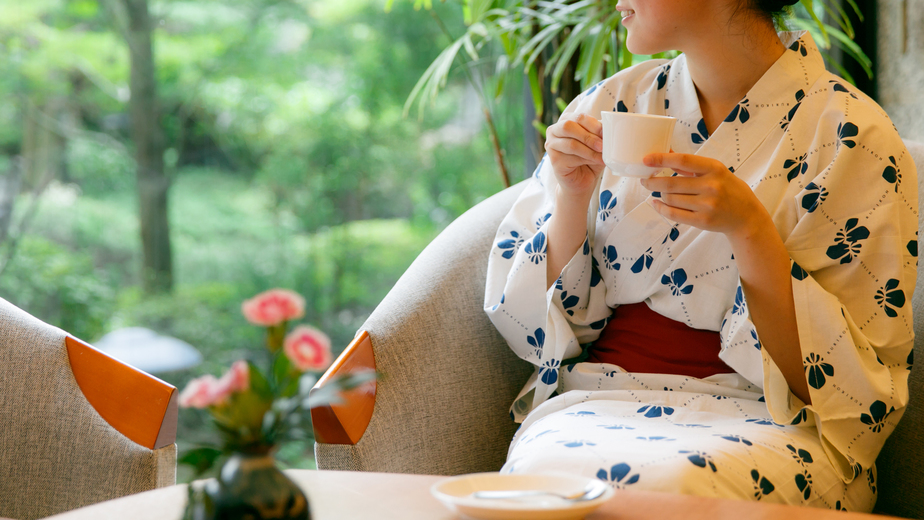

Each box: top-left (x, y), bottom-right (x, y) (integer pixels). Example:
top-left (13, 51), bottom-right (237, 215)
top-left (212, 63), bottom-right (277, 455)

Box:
top-left (0, 0), bottom-right (524, 479)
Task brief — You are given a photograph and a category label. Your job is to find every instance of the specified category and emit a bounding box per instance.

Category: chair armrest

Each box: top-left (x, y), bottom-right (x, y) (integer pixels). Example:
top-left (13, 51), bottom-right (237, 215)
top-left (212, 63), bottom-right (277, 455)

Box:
top-left (315, 181), bottom-right (533, 476)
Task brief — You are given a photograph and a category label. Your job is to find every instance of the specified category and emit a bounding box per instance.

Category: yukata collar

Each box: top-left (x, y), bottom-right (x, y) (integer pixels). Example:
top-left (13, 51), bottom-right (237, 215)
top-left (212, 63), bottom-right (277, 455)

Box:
top-left (669, 30), bottom-right (827, 171)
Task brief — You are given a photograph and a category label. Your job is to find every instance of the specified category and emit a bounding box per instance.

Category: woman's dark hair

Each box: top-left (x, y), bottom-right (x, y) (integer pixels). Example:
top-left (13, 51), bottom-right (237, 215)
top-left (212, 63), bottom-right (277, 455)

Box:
top-left (753, 0), bottom-right (800, 16)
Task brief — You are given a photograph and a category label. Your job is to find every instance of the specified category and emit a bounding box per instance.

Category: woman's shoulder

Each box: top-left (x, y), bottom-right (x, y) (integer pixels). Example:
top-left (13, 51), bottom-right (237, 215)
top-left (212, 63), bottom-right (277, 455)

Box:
top-left (806, 72), bottom-right (901, 143)
top-left (793, 72), bottom-right (916, 193)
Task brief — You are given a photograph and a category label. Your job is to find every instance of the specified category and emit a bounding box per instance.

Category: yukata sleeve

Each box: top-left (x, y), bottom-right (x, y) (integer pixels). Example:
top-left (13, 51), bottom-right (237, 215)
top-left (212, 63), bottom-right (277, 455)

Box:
top-left (484, 101), bottom-right (613, 423)
top-left (720, 120), bottom-right (917, 483)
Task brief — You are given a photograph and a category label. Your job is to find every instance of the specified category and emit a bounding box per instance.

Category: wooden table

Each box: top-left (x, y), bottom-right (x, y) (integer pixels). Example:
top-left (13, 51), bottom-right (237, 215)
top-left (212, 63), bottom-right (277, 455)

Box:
top-left (44, 470), bottom-right (897, 520)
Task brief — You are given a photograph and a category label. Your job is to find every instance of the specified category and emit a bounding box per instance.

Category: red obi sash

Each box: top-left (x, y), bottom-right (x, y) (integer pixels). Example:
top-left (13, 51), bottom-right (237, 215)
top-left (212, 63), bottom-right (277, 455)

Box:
top-left (586, 302), bottom-right (734, 378)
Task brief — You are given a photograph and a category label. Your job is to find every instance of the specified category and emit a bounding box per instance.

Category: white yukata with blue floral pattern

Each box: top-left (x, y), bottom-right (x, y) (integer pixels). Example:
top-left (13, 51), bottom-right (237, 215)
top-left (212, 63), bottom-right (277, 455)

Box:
top-left (484, 31), bottom-right (917, 512)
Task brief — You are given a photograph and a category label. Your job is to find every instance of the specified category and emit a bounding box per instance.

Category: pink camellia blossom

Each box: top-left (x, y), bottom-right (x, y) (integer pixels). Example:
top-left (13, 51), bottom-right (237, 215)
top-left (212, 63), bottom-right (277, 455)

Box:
top-left (212, 360), bottom-right (250, 400)
top-left (283, 325), bottom-right (333, 372)
top-left (241, 289), bottom-right (306, 327)
top-left (178, 375), bottom-right (222, 409)
top-left (178, 361), bottom-right (250, 409)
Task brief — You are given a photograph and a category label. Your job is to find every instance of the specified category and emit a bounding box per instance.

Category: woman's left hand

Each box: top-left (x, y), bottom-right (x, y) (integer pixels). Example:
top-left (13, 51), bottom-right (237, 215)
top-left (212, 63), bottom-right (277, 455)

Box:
top-left (639, 152), bottom-right (770, 241)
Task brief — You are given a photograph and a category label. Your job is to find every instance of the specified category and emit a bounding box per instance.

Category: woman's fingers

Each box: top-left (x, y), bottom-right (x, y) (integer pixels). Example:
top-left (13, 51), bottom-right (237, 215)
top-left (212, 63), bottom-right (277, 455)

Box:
top-left (658, 192), bottom-right (703, 212)
top-left (643, 152), bottom-right (715, 175)
top-left (549, 149), bottom-right (604, 171)
top-left (546, 142), bottom-right (604, 167)
top-left (641, 174), bottom-right (700, 195)
top-left (558, 112), bottom-right (604, 141)
top-left (547, 114), bottom-right (604, 162)
top-left (651, 199), bottom-right (697, 224)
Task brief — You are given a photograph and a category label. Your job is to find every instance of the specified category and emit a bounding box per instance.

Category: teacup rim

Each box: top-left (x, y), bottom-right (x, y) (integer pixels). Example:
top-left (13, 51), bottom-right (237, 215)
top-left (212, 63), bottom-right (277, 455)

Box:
top-left (599, 111), bottom-right (676, 121)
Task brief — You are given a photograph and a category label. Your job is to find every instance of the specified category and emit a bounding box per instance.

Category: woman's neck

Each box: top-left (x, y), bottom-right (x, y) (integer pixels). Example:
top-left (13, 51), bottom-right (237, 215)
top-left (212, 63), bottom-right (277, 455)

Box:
top-left (682, 19), bottom-right (787, 134)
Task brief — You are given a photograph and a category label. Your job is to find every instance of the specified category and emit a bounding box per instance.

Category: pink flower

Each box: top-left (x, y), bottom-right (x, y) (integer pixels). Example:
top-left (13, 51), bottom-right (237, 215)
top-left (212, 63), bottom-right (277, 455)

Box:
top-left (283, 325), bottom-right (333, 372)
top-left (178, 375), bottom-right (221, 408)
top-left (241, 289), bottom-right (306, 327)
top-left (178, 361), bottom-right (250, 408)
top-left (214, 360), bottom-right (250, 396)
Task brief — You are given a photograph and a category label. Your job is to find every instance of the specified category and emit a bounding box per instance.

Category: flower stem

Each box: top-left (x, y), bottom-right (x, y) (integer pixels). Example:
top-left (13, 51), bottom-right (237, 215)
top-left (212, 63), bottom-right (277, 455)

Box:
top-left (266, 323), bottom-right (286, 353)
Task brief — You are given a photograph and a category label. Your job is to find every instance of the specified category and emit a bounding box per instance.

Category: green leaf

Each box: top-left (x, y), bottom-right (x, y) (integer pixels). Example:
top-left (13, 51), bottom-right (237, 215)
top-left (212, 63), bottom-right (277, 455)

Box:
top-left (532, 119), bottom-right (548, 139)
top-left (520, 22), bottom-right (564, 69)
top-left (842, 0), bottom-right (863, 20)
top-left (823, 51), bottom-right (857, 85)
top-left (247, 361), bottom-right (273, 401)
top-left (550, 20), bottom-right (591, 92)
top-left (178, 447), bottom-right (223, 476)
top-left (272, 352), bottom-right (293, 388)
top-left (824, 24), bottom-right (873, 78)
top-left (575, 24), bottom-right (600, 83)
top-left (555, 97), bottom-right (567, 113)
top-left (790, 18), bottom-right (871, 79)
top-left (299, 372), bottom-right (320, 396)
top-left (494, 57), bottom-right (509, 98)
top-left (821, 1), bottom-right (853, 38)
top-left (581, 12), bottom-right (618, 88)
top-left (799, 0), bottom-right (830, 47)
top-left (466, 0), bottom-right (494, 25)
top-left (607, 24), bottom-right (620, 75)
top-left (305, 370), bottom-right (377, 408)
top-left (619, 29), bottom-right (633, 69)
top-left (403, 37), bottom-right (467, 118)
top-left (462, 33), bottom-right (480, 62)
top-left (528, 65), bottom-right (543, 118)
top-left (499, 31), bottom-right (514, 56)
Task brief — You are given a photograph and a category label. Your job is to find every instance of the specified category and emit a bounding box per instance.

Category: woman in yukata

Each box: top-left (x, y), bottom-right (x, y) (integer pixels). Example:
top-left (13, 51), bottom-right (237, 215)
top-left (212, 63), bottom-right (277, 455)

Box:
top-left (484, 0), bottom-right (918, 511)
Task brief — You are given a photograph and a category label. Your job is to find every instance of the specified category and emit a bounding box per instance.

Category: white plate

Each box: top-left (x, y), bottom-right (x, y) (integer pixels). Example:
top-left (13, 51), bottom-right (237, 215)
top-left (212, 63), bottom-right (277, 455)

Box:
top-left (430, 472), bottom-right (613, 520)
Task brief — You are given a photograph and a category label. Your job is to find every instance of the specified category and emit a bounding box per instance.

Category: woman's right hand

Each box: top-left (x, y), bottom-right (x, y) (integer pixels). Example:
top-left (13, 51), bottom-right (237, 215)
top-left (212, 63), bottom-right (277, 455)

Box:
top-left (545, 113), bottom-right (606, 199)
top-left (543, 113), bottom-right (605, 287)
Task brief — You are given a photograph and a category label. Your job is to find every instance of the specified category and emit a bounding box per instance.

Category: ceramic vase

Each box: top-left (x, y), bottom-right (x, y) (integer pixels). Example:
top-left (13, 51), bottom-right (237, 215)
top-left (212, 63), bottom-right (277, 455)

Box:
top-left (186, 452), bottom-right (310, 520)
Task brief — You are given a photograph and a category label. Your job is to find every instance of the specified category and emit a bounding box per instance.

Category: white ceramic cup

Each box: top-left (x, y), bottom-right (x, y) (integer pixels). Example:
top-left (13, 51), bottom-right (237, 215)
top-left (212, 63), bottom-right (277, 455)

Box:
top-left (600, 111), bottom-right (677, 178)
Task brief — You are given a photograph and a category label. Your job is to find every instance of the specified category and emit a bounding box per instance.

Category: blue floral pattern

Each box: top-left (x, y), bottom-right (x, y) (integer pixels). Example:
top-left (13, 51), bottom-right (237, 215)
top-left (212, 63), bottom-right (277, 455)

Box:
top-left (524, 232), bottom-right (547, 265)
top-left (785, 153), bottom-right (809, 182)
top-left (496, 231), bottom-right (524, 259)
top-left (801, 182), bottom-right (827, 213)
top-left (882, 156), bottom-right (902, 192)
top-left (661, 269), bottom-right (693, 296)
top-left (875, 279), bottom-right (906, 318)
top-left (825, 218), bottom-right (869, 264)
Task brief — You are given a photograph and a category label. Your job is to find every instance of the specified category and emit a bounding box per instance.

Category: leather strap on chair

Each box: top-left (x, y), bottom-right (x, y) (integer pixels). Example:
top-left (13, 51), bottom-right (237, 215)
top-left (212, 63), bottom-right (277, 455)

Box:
top-left (310, 330), bottom-right (376, 445)
top-left (65, 336), bottom-right (178, 450)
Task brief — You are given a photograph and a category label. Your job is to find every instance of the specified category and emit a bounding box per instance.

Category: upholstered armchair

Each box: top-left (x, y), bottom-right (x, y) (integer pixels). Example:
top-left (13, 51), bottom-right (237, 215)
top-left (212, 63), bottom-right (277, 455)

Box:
top-left (313, 141), bottom-right (924, 519)
top-left (0, 298), bottom-right (178, 520)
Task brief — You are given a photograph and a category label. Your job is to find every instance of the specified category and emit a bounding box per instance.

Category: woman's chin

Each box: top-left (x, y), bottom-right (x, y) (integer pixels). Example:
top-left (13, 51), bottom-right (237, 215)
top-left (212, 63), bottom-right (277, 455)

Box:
top-left (625, 37), bottom-right (670, 57)
top-left (624, 36), bottom-right (651, 56)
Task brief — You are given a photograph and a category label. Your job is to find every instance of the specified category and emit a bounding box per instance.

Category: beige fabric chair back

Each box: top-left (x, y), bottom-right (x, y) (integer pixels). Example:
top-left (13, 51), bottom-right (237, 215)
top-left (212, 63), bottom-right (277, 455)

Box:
top-left (0, 298), bottom-right (176, 520)
top-left (315, 183), bottom-right (531, 475)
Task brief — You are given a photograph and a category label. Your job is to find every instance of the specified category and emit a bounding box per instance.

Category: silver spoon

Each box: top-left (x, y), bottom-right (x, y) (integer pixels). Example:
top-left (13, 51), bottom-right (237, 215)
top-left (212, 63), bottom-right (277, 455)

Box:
top-left (472, 483), bottom-right (605, 502)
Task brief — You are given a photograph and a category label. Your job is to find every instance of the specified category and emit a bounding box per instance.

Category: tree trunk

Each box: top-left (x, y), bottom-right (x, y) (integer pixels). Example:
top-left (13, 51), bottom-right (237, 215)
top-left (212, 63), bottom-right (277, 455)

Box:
top-left (21, 99), bottom-right (67, 191)
top-left (123, 0), bottom-right (173, 293)
top-left (0, 158), bottom-right (21, 245)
